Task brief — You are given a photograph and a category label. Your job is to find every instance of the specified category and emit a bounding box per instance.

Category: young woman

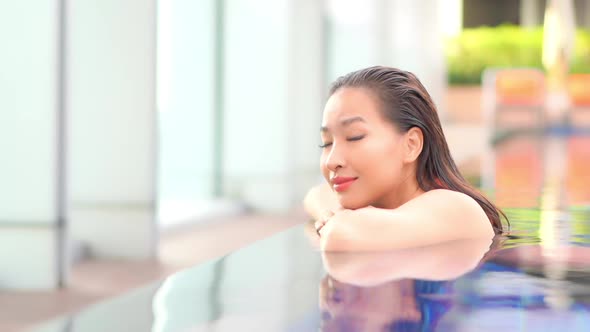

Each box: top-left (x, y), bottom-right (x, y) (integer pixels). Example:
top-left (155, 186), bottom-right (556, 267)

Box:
top-left (304, 66), bottom-right (507, 251)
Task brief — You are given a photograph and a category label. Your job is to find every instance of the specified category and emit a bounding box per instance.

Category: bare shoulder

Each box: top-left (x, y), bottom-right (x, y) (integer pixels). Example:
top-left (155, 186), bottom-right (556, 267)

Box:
top-left (398, 189), bottom-right (493, 236)
top-left (408, 189), bottom-right (484, 212)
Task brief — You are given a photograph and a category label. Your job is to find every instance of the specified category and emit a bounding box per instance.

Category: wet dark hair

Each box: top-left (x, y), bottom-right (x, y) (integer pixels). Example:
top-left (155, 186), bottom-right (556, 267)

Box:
top-left (329, 66), bottom-right (507, 233)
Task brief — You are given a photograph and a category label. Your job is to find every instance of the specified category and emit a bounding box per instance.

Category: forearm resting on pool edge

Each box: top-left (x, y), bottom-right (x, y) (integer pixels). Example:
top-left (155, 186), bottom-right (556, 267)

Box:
top-left (308, 189), bottom-right (494, 251)
top-left (303, 183), bottom-right (341, 220)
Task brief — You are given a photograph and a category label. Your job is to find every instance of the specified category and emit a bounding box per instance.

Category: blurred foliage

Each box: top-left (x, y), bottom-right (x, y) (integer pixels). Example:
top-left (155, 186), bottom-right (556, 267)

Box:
top-left (445, 25), bottom-right (590, 85)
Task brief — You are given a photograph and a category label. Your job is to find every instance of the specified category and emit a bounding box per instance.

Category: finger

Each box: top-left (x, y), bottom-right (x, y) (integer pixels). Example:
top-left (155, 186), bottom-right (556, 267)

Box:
top-left (314, 219), bottom-right (325, 231)
top-left (319, 210), bottom-right (334, 223)
top-left (316, 224), bottom-right (323, 236)
top-left (317, 221), bottom-right (329, 236)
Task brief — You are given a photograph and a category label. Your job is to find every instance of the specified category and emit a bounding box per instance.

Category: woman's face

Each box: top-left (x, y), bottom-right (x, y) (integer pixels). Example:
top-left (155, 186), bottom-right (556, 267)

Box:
top-left (320, 87), bottom-right (408, 210)
top-left (319, 276), bottom-right (421, 331)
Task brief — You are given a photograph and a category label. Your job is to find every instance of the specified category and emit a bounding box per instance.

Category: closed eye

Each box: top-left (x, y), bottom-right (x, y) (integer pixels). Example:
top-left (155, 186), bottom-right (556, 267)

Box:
top-left (347, 135), bottom-right (365, 141)
top-left (319, 135), bottom-right (364, 148)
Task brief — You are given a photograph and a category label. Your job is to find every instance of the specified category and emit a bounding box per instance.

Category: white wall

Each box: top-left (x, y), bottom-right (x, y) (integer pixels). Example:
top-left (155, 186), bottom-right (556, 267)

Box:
top-left (68, 0), bottom-right (156, 204)
top-left (0, 1), bottom-right (58, 222)
top-left (287, 0), bottom-right (328, 205)
top-left (325, 0), bottom-right (448, 119)
top-left (222, 0), bottom-right (324, 211)
top-left (0, 0), bottom-right (62, 289)
top-left (67, 0), bottom-right (157, 259)
top-left (157, 0), bottom-right (216, 204)
top-left (388, 0), bottom-right (447, 118)
top-left (325, 0), bottom-right (382, 82)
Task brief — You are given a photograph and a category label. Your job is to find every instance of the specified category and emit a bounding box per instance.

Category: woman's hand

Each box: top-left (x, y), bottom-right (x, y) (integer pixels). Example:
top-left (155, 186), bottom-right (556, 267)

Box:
top-left (314, 210), bottom-right (335, 236)
top-left (303, 184), bottom-right (342, 220)
top-left (317, 208), bottom-right (357, 251)
top-left (304, 209), bottom-right (341, 250)
top-left (318, 206), bottom-right (376, 237)
top-left (316, 206), bottom-right (362, 236)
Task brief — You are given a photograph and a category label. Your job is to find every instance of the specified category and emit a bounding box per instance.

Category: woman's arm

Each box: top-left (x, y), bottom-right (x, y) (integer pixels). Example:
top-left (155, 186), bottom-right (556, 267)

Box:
top-left (303, 183), bottom-right (342, 220)
top-left (319, 189), bottom-right (494, 251)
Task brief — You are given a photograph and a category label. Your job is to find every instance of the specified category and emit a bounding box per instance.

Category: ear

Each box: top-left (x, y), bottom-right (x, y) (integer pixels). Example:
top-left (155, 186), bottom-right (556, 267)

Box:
top-left (403, 127), bottom-right (423, 163)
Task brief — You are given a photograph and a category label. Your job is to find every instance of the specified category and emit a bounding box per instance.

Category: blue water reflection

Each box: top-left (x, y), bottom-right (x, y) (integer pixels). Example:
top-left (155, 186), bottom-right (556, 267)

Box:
top-left (318, 244), bottom-right (590, 332)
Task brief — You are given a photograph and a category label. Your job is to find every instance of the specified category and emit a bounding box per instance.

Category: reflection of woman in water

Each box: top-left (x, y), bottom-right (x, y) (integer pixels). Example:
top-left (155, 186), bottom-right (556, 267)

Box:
top-left (317, 235), bottom-right (590, 331)
top-left (319, 276), bottom-right (442, 332)
top-left (317, 238), bottom-right (494, 331)
top-left (304, 66), bottom-right (507, 251)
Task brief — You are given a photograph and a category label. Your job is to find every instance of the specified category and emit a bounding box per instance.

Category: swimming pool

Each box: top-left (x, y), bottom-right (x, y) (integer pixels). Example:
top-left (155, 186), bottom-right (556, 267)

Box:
top-left (31, 132), bottom-right (590, 332)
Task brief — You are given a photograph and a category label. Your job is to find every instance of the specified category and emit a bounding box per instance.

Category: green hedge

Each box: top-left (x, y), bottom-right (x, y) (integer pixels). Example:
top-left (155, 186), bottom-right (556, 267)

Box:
top-left (445, 25), bottom-right (590, 85)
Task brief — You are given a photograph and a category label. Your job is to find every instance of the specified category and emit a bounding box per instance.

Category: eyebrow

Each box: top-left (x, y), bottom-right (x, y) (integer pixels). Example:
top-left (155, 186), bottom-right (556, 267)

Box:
top-left (320, 116), bottom-right (366, 132)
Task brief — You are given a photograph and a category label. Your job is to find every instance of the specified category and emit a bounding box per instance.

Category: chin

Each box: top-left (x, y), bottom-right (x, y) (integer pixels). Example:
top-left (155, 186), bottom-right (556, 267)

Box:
top-left (338, 196), bottom-right (372, 210)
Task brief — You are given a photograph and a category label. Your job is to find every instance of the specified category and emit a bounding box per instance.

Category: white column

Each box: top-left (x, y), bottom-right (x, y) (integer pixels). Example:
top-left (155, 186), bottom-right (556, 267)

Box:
top-left (579, 0), bottom-right (590, 29)
top-left (222, 0), bottom-right (324, 211)
top-left (157, 0), bottom-right (215, 200)
top-left (326, 0), bottom-right (448, 120)
top-left (388, 0), bottom-right (448, 120)
top-left (157, 0), bottom-right (228, 228)
top-left (521, 0), bottom-right (543, 27)
top-left (439, 0), bottom-right (463, 38)
top-left (0, 1), bottom-right (64, 289)
top-left (325, 0), bottom-right (382, 81)
top-left (67, 0), bottom-right (157, 259)
top-left (287, 0), bottom-right (326, 207)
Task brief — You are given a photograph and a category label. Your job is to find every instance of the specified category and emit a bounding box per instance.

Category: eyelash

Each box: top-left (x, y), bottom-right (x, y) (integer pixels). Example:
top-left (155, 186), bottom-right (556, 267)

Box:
top-left (319, 135), bottom-right (365, 149)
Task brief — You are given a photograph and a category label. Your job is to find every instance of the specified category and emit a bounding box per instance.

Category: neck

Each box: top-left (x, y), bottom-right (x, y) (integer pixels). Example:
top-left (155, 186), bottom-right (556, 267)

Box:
top-left (373, 171), bottom-right (425, 210)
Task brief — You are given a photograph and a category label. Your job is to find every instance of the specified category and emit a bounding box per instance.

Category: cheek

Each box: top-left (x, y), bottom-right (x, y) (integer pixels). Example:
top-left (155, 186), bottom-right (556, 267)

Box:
top-left (320, 155), bottom-right (330, 181)
top-left (356, 141), bottom-right (401, 171)
top-left (359, 144), bottom-right (403, 184)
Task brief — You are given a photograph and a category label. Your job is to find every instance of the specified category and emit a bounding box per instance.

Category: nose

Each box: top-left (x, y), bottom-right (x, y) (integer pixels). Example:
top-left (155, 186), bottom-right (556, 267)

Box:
top-left (324, 144), bottom-right (344, 172)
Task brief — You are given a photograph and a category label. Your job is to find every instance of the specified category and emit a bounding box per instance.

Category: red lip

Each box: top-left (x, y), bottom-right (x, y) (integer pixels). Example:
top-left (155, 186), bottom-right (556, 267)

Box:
top-left (332, 176), bottom-right (357, 185)
top-left (331, 177), bottom-right (357, 192)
